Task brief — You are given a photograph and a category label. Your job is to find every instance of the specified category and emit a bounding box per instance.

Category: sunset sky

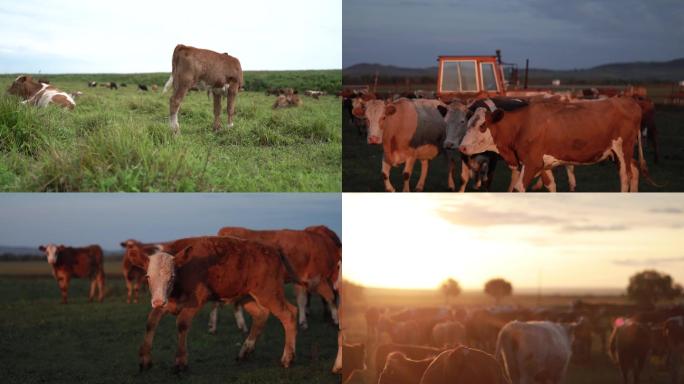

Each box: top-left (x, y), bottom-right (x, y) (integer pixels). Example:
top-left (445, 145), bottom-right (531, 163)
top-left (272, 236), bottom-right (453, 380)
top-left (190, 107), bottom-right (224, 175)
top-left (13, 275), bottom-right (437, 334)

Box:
top-left (343, 194), bottom-right (684, 292)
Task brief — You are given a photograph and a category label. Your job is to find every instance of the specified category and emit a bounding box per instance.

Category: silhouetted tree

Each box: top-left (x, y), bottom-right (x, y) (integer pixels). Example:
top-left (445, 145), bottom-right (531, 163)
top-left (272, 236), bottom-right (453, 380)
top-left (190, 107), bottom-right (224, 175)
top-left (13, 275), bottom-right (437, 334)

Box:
top-left (440, 278), bottom-right (461, 305)
top-left (627, 270), bottom-right (682, 307)
top-left (484, 278), bottom-right (513, 304)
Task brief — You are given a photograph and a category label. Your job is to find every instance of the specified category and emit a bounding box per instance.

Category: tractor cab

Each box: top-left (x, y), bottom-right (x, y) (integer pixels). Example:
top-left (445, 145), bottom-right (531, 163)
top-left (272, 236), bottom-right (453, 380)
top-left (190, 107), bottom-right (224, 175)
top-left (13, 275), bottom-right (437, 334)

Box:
top-left (436, 55), bottom-right (508, 100)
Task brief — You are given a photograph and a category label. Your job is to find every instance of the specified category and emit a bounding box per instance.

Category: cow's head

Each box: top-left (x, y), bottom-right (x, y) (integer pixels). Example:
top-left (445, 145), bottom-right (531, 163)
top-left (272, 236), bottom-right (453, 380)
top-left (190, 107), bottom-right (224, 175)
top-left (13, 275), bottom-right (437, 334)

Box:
top-left (6, 75), bottom-right (37, 99)
top-left (437, 102), bottom-right (469, 150)
top-left (352, 99), bottom-right (396, 145)
top-left (120, 239), bottom-right (154, 269)
top-left (458, 99), bottom-right (504, 155)
top-left (146, 245), bottom-right (193, 309)
top-left (39, 243), bottom-right (63, 265)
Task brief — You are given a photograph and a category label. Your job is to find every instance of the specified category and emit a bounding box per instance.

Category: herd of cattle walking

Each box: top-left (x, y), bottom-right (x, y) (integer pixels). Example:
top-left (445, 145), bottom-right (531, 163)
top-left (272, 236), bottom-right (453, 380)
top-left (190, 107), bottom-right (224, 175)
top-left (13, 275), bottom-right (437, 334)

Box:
top-left (5, 44), bottom-right (330, 135)
top-left (37, 225), bottom-right (341, 374)
top-left (340, 301), bottom-right (684, 383)
top-left (344, 86), bottom-right (661, 192)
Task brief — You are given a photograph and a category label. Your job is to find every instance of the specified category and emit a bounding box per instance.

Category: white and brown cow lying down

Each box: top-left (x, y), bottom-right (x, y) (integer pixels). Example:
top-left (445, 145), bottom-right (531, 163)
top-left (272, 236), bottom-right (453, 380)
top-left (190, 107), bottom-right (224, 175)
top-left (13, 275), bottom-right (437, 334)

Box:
top-left (352, 97), bottom-right (452, 192)
top-left (38, 244), bottom-right (105, 303)
top-left (7, 75), bottom-right (75, 109)
top-left (459, 96), bottom-right (657, 192)
top-left (164, 44), bottom-right (243, 134)
top-left (128, 236), bottom-right (298, 371)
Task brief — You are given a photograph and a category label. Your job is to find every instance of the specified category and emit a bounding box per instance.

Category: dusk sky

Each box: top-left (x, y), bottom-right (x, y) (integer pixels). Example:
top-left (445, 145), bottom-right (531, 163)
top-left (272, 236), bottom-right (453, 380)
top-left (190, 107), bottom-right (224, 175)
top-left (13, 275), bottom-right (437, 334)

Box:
top-left (0, 193), bottom-right (340, 251)
top-left (0, 0), bottom-right (341, 73)
top-left (343, 0), bottom-right (684, 69)
top-left (344, 194), bottom-right (684, 291)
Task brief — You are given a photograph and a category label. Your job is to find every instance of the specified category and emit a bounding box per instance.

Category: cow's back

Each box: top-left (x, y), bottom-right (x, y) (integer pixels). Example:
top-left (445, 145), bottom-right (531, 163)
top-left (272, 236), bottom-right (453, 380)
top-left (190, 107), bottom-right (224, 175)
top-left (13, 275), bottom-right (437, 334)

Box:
top-left (58, 245), bottom-right (103, 278)
top-left (172, 44), bottom-right (242, 87)
top-left (410, 99), bottom-right (446, 148)
top-left (420, 347), bottom-right (508, 384)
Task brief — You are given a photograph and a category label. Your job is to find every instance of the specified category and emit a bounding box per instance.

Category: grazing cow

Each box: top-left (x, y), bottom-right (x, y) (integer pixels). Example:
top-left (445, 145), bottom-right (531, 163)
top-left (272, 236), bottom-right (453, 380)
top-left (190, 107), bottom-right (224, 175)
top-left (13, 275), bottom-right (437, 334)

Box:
top-left (134, 236), bottom-right (298, 371)
top-left (273, 94), bottom-right (302, 109)
top-left (495, 321), bottom-right (574, 384)
top-left (375, 343), bottom-right (444, 378)
top-left (138, 84), bottom-right (148, 91)
top-left (7, 75), bottom-right (76, 109)
top-left (609, 318), bottom-right (651, 384)
top-left (88, 81), bottom-right (97, 87)
top-left (342, 342), bottom-right (366, 383)
top-left (217, 226), bottom-right (341, 330)
top-left (119, 240), bottom-right (149, 304)
top-left (432, 320), bottom-right (466, 348)
top-left (665, 316), bottom-right (684, 384)
top-left (459, 97), bottom-right (653, 192)
top-left (421, 347), bottom-right (510, 384)
top-left (164, 44), bottom-right (243, 134)
top-left (352, 98), bottom-right (452, 192)
top-left (109, 82), bottom-right (118, 90)
top-left (38, 244), bottom-right (105, 303)
top-left (378, 351), bottom-right (434, 384)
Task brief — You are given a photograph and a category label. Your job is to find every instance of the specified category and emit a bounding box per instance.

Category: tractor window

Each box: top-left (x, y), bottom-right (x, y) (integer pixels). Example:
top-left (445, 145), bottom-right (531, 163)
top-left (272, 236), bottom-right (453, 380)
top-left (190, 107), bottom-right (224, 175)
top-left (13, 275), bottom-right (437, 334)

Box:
top-left (481, 63), bottom-right (498, 91)
top-left (441, 61), bottom-right (478, 92)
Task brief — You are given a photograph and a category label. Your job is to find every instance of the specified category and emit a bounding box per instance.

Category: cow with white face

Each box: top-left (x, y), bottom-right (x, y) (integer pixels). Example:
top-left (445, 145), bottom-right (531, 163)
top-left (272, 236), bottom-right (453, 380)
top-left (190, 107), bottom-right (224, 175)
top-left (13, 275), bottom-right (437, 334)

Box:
top-left (146, 248), bottom-right (177, 309)
top-left (352, 99), bottom-right (389, 145)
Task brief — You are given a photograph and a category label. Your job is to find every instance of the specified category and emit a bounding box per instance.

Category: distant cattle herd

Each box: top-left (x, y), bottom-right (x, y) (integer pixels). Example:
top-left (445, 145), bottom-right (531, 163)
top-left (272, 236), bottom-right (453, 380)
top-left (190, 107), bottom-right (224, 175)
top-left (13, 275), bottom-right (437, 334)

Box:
top-left (37, 225), bottom-right (341, 374)
top-left (340, 302), bottom-right (684, 383)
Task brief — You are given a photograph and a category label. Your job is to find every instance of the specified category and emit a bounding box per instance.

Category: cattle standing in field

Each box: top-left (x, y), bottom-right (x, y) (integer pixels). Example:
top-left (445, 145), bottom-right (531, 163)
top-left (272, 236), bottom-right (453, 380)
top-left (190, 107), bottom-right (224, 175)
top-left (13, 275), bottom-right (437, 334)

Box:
top-left (38, 244), bottom-right (105, 303)
top-left (421, 347), bottom-right (510, 384)
top-left (378, 351), bottom-right (434, 384)
top-left (7, 75), bottom-right (76, 109)
top-left (119, 240), bottom-right (148, 304)
top-left (459, 97), bottom-right (655, 192)
top-left (609, 318), bottom-right (651, 384)
top-left (216, 226), bottom-right (341, 330)
top-left (138, 84), bottom-right (148, 91)
top-left (352, 97), bottom-right (453, 192)
top-left (495, 321), bottom-right (574, 384)
top-left (164, 44), bottom-right (243, 134)
top-left (132, 236), bottom-right (298, 371)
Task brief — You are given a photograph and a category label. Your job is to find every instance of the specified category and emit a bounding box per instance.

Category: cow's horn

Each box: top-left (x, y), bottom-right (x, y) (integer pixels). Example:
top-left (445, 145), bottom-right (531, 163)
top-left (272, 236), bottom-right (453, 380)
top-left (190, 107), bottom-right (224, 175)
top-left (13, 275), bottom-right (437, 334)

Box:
top-left (483, 98), bottom-right (498, 112)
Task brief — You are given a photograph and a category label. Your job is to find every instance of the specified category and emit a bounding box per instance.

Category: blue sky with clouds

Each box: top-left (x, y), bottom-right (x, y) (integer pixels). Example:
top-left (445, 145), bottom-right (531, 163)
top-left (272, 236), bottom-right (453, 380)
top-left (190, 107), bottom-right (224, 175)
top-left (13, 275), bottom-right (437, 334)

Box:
top-left (0, 193), bottom-right (341, 251)
top-left (343, 0), bottom-right (684, 69)
top-left (0, 0), bottom-right (342, 73)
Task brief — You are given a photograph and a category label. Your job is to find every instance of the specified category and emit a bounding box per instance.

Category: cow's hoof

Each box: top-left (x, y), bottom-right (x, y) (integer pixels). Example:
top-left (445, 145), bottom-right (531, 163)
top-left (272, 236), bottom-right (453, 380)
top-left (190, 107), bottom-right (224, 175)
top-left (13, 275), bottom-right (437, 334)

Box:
top-left (416, 187), bottom-right (424, 192)
top-left (448, 187), bottom-right (455, 192)
top-left (139, 360), bottom-right (152, 372)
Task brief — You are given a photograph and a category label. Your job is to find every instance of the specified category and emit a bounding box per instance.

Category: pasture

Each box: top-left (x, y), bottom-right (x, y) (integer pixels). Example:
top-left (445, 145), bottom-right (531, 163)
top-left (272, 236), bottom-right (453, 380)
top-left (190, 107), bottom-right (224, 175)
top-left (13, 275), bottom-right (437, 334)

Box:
top-left (0, 261), bottom-right (339, 384)
top-left (342, 102), bottom-right (684, 192)
top-left (342, 287), bottom-right (675, 384)
top-left (0, 71), bottom-right (341, 191)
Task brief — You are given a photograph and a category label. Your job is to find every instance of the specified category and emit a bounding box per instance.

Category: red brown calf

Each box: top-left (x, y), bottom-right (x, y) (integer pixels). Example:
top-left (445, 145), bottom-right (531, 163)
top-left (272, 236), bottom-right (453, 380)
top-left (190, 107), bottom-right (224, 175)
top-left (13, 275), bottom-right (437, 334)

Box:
top-left (119, 239), bottom-right (148, 304)
top-left (38, 244), bottom-right (105, 303)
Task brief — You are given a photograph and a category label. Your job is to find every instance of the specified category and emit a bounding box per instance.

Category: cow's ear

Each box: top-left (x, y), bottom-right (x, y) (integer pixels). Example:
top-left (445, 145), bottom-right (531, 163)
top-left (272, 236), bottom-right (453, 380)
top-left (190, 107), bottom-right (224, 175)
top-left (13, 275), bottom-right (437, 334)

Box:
top-left (491, 109), bottom-right (504, 123)
top-left (38, 245), bottom-right (46, 251)
top-left (385, 104), bottom-right (397, 116)
top-left (351, 105), bottom-right (365, 118)
top-left (174, 246), bottom-right (193, 267)
top-left (120, 241), bottom-right (127, 248)
top-left (437, 105), bottom-right (448, 118)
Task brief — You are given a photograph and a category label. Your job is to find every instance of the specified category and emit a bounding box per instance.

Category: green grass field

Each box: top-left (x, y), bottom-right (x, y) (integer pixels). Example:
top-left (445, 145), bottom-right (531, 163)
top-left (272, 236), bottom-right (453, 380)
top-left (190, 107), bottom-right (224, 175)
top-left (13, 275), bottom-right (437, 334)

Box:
top-left (0, 71), bottom-right (341, 191)
top-left (342, 287), bottom-right (674, 384)
top-left (0, 263), bottom-right (339, 384)
top-left (343, 102), bottom-right (684, 192)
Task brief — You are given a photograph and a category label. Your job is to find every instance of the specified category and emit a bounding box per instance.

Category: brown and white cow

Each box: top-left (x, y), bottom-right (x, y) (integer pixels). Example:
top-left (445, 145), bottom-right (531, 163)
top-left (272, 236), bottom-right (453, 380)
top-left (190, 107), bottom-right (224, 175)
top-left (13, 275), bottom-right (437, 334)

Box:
top-left (7, 75), bottom-right (75, 109)
top-left (421, 347), bottom-right (510, 384)
top-left (164, 44), bottom-right (243, 134)
top-left (119, 239), bottom-right (149, 304)
top-left (609, 318), bottom-right (651, 384)
top-left (378, 351), bottom-right (434, 384)
top-left (132, 236), bottom-right (298, 371)
top-left (38, 244), bottom-right (105, 303)
top-left (217, 226), bottom-right (341, 330)
top-left (459, 97), bottom-right (653, 192)
top-left (352, 98), bottom-right (452, 192)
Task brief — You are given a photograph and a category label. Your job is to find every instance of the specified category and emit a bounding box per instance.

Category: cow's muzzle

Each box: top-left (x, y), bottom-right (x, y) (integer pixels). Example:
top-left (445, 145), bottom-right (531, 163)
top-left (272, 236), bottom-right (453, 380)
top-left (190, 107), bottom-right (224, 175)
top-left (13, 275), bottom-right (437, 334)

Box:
top-left (444, 140), bottom-right (456, 149)
top-left (367, 135), bottom-right (381, 145)
top-left (151, 299), bottom-right (166, 308)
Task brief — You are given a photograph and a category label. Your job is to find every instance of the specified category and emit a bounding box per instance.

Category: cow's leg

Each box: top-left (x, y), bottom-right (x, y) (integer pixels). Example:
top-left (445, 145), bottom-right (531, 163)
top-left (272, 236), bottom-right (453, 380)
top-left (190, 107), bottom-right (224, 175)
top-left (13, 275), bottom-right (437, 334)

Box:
top-left (519, 164), bottom-right (542, 192)
top-left (382, 158), bottom-right (395, 192)
top-left (402, 157), bottom-right (417, 192)
top-left (208, 302), bottom-right (219, 334)
top-left (212, 93), bottom-right (222, 132)
top-left (315, 282), bottom-right (339, 326)
top-left (57, 275), bottom-right (69, 304)
top-left (174, 306), bottom-right (200, 372)
top-left (139, 307), bottom-right (166, 371)
top-left (89, 278), bottom-right (97, 302)
top-left (96, 270), bottom-right (105, 302)
top-left (237, 300), bottom-right (269, 361)
top-left (133, 277), bottom-right (141, 304)
top-left (611, 141), bottom-right (629, 192)
top-left (542, 170), bottom-right (556, 192)
top-left (124, 275), bottom-right (133, 304)
top-left (225, 81), bottom-right (238, 128)
top-left (566, 165), bottom-right (577, 192)
top-left (295, 284), bottom-right (309, 330)
top-left (260, 295), bottom-right (297, 368)
top-left (458, 159), bottom-right (470, 192)
top-left (447, 155), bottom-right (456, 191)
top-left (507, 166), bottom-right (520, 192)
top-left (332, 330), bottom-right (342, 373)
top-left (415, 160), bottom-right (429, 192)
top-left (169, 80), bottom-right (190, 135)
top-left (234, 303), bottom-right (248, 333)
top-left (629, 160), bottom-right (640, 192)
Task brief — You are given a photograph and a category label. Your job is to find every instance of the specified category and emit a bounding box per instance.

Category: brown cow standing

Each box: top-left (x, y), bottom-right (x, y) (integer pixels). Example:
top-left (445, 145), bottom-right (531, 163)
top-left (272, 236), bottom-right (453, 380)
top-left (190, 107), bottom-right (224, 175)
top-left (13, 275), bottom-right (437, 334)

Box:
top-left (132, 236), bottom-right (298, 371)
top-left (38, 244), bottom-right (105, 303)
top-left (165, 44), bottom-right (243, 134)
top-left (609, 319), bottom-right (651, 384)
top-left (420, 347), bottom-right (510, 384)
top-left (217, 226), bottom-right (341, 330)
top-left (119, 240), bottom-right (148, 304)
top-left (7, 75), bottom-right (76, 109)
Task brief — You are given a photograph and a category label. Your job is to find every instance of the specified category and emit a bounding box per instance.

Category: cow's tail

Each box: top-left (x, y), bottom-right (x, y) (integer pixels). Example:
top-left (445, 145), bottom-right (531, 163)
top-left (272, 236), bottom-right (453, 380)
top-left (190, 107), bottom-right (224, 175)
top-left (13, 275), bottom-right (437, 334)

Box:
top-left (162, 75), bottom-right (173, 94)
top-left (636, 128), bottom-right (664, 188)
top-left (608, 325), bottom-right (619, 363)
top-left (278, 249), bottom-right (304, 287)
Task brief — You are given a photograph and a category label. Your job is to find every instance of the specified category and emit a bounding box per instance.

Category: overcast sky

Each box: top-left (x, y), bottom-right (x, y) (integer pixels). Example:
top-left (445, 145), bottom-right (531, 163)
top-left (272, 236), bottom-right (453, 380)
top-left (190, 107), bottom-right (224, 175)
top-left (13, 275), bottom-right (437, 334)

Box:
top-left (343, 0), bottom-right (684, 69)
top-left (344, 194), bottom-right (684, 290)
top-left (0, 193), bottom-right (340, 251)
top-left (0, 0), bottom-right (341, 73)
